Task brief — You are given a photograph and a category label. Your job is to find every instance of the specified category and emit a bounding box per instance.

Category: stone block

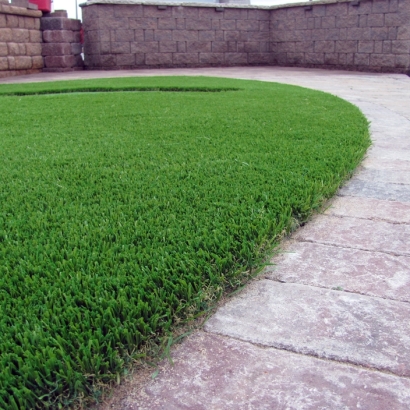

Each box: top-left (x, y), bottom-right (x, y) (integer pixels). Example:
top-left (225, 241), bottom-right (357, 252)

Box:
top-left (0, 14), bottom-right (5, 28)
top-left (145, 52), bottom-right (172, 65)
top-left (199, 53), bottom-right (225, 65)
top-left (371, 27), bottom-right (389, 40)
top-left (374, 40), bottom-right (383, 53)
top-left (384, 13), bottom-right (401, 26)
top-left (0, 28), bottom-right (12, 42)
top-left (43, 30), bottom-right (74, 43)
top-left (172, 52), bottom-right (198, 65)
top-left (186, 41), bottom-right (211, 53)
top-left (225, 52), bottom-right (248, 64)
top-left (359, 14), bottom-right (367, 27)
top-left (41, 42), bottom-right (71, 56)
top-left (198, 31), bottom-right (215, 41)
top-left (116, 53), bottom-right (135, 66)
top-left (383, 40), bottom-right (392, 53)
top-left (286, 52), bottom-right (304, 64)
top-left (154, 30), bottom-right (172, 41)
top-left (177, 41), bottom-right (186, 52)
top-left (243, 41), bottom-right (259, 52)
top-left (321, 16), bottom-right (335, 28)
top-left (114, 29), bottom-right (134, 42)
top-left (144, 29), bottom-right (154, 41)
top-left (388, 27), bottom-right (398, 40)
top-left (99, 41), bottom-right (111, 54)
top-left (248, 9), bottom-right (270, 21)
top-left (325, 2), bottom-right (348, 16)
top-left (114, 4), bottom-right (143, 18)
top-left (358, 40), bottom-right (374, 53)
top-left (7, 42), bottom-right (21, 56)
top-left (186, 19), bottom-right (212, 31)
top-left (41, 17), bottom-right (81, 31)
top-left (158, 18), bottom-right (176, 30)
top-left (29, 30), bottom-right (43, 43)
top-left (248, 52), bottom-right (271, 64)
top-left (0, 41), bottom-right (6, 56)
top-left (84, 42), bottom-right (99, 56)
top-left (390, 0), bottom-right (399, 12)
top-left (367, 13), bottom-right (385, 27)
top-left (305, 52), bottom-right (324, 64)
top-left (392, 39), bottom-right (410, 53)
top-left (23, 17), bottom-right (36, 30)
top-left (11, 28), bottom-right (29, 43)
top-left (44, 54), bottom-right (75, 68)
top-left (354, 52), bottom-right (370, 65)
top-left (14, 55), bottom-right (32, 69)
top-left (244, 31), bottom-right (269, 42)
top-left (314, 40), bottom-right (335, 53)
top-left (307, 17), bottom-right (315, 29)
top-left (212, 41), bottom-right (228, 53)
top-left (287, 7), bottom-right (305, 19)
top-left (0, 56), bottom-right (8, 70)
top-left (85, 30), bottom-right (100, 43)
top-left (98, 17), bottom-right (128, 30)
top-left (6, 15), bottom-right (19, 28)
top-left (324, 52), bottom-right (338, 64)
top-left (335, 40), bottom-right (357, 53)
top-left (100, 54), bottom-right (116, 67)
top-left (311, 28), bottom-right (326, 40)
top-left (215, 30), bottom-right (224, 41)
top-left (220, 19), bottom-right (236, 31)
top-left (159, 41), bottom-right (177, 52)
top-left (324, 28), bottom-right (340, 40)
top-left (372, 0), bottom-right (390, 13)
top-left (173, 30), bottom-right (198, 41)
top-left (397, 26), bottom-right (410, 40)
top-left (143, 5), bottom-right (172, 18)
top-left (130, 41), bottom-right (159, 53)
top-left (23, 42), bottom-right (41, 56)
top-left (295, 41), bottom-right (314, 52)
top-left (370, 53), bottom-right (396, 67)
top-left (110, 42), bottom-right (130, 54)
top-left (336, 14), bottom-right (359, 28)
top-left (395, 53), bottom-right (410, 68)
top-left (260, 20), bottom-right (270, 32)
top-left (97, 4), bottom-right (115, 19)
top-left (346, 27), bottom-right (371, 40)
top-left (294, 17), bottom-right (308, 30)
top-left (223, 8), bottom-right (248, 21)
top-left (225, 30), bottom-right (240, 41)
top-left (176, 18), bottom-right (185, 30)
top-left (129, 18), bottom-right (157, 30)
top-left (237, 20), bottom-right (259, 32)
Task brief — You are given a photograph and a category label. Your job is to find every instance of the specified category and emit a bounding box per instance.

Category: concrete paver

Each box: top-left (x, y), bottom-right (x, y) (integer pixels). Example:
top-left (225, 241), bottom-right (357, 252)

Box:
top-left (266, 241), bottom-right (410, 302)
top-left (294, 215), bottom-right (410, 256)
top-left (338, 179), bottom-right (410, 202)
top-left (325, 196), bottom-right (410, 223)
top-left (133, 332), bottom-right (410, 410)
top-left (205, 281), bottom-right (410, 377)
top-left (2, 67), bottom-right (410, 408)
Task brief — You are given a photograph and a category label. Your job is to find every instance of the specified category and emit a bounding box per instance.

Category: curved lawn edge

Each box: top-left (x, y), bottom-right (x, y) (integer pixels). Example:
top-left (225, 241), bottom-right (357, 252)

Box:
top-left (0, 76), bottom-right (370, 409)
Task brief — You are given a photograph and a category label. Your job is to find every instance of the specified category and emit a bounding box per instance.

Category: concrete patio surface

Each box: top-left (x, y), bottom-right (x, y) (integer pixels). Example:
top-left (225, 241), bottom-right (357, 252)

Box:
top-left (2, 67), bottom-right (409, 409)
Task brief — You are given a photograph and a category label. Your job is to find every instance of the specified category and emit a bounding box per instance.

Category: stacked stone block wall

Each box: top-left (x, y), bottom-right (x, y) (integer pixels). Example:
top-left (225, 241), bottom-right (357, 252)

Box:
top-left (271, 0), bottom-right (410, 72)
top-left (41, 11), bottom-right (84, 72)
top-left (0, 2), bottom-right (43, 78)
top-left (82, 4), bottom-right (271, 69)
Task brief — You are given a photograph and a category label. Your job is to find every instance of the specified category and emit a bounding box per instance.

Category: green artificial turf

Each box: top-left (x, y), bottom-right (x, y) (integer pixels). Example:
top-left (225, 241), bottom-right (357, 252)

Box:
top-left (0, 76), bottom-right (370, 408)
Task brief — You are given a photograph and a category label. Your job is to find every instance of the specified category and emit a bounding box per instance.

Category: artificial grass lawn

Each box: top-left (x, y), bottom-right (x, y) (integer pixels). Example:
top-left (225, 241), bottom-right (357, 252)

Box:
top-left (0, 76), bottom-right (370, 408)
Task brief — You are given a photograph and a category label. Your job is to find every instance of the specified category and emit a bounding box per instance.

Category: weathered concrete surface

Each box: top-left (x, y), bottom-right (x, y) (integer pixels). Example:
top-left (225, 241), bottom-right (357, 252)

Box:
top-left (205, 281), bottom-right (410, 377)
top-left (133, 332), bottom-right (410, 410)
top-left (266, 241), bottom-right (410, 302)
top-left (294, 215), bottom-right (410, 256)
top-left (339, 179), bottom-right (410, 202)
top-left (325, 196), bottom-right (410, 224)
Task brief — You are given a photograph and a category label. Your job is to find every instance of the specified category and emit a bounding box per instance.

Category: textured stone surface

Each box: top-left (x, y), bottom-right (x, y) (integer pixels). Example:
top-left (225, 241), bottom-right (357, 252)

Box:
top-left (294, 214), bottom-right (410, 256)
top-left (266, 241), bottom-right (410, 302)
top-left (133, 332), bottom-right (410, 410)
top-left (205, 281), bottom-right (410, 376)
top-left (326, 196), bottom-right (410, 223)
top-left (339, 178), bottom-right (410, 202)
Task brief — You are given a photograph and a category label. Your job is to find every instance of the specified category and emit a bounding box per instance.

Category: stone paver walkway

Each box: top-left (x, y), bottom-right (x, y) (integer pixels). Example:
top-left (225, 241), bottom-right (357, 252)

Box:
top-left (2, 67), bottom-right (409, 409)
